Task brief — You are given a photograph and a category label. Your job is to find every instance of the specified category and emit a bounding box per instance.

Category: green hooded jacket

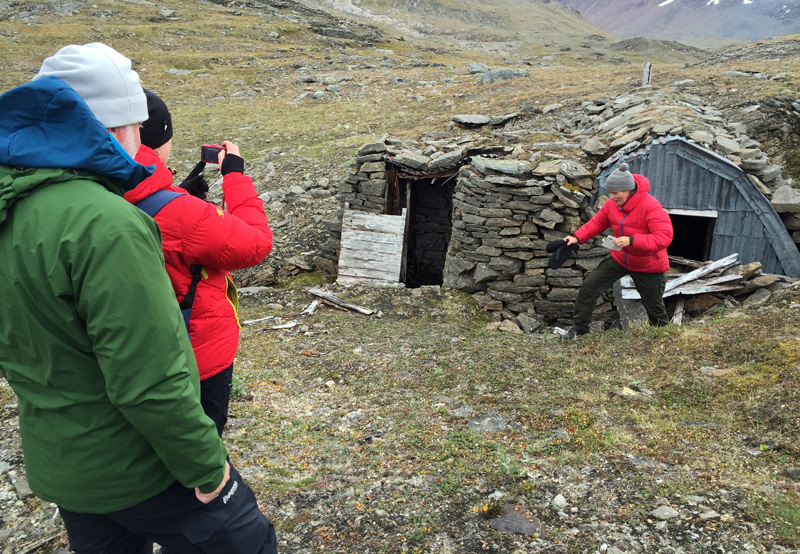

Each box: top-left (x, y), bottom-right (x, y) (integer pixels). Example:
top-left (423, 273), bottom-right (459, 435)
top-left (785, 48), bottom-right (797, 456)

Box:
top-left (0, 79), bottom-right (226, 513)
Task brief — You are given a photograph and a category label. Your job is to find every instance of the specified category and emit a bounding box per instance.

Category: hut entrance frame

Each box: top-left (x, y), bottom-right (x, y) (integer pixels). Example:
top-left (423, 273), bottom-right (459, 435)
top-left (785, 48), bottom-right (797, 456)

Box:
top-left (385, 164), bottom-right (458, 288)
top-left (665, 208), bottom-right (718, 262)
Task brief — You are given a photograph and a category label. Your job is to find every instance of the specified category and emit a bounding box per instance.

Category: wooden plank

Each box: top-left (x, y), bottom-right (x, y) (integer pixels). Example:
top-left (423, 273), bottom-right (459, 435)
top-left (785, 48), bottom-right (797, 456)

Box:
top-left (664, 208), bottom-right (718, 218)
top-left (668, 255), bottom-right (706, 269)
top-left (664, 274), bottom-right (742, 297)
top-left (342, 214), bottom-right (405, 233)
top-left (342, 221), bottom-right (405, 234)
top-left (339, 250), bottom-right (404, 266)
top-left (336, 265), bottom-right (400, 281)
top-left (341, 232), bottom-right (404, 247)
top-left (664, 253), bottom-right (739, 292)
top-left (670, 297), bottom-right (685, 326)
top-left (622, 282), bottom-right (744, 300)
top-left (340, 237), bottom-right (405, 253)
top-left (667, 283), bottom-right (743, 296)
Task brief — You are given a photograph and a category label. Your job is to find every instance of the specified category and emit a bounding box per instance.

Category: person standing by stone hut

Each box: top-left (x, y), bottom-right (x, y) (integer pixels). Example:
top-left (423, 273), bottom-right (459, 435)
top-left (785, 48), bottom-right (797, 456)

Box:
top-left (561, 163), bottom-right (673, 338)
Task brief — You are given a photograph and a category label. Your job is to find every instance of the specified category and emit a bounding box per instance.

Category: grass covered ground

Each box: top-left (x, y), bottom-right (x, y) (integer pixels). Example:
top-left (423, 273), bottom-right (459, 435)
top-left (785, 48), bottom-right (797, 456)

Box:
top-left (225, 281), bottom-right (800, 552)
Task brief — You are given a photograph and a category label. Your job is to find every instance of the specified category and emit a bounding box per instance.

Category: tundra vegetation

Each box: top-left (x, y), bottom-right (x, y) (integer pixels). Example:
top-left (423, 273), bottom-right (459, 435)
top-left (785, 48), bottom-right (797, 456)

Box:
top-left (0, 0), bottom-right (799, 552)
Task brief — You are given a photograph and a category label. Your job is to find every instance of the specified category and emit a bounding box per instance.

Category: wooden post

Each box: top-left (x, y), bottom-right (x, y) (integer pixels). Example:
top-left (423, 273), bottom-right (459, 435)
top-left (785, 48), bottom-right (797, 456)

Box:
top-left (642, 62), bottom-right (652, 87)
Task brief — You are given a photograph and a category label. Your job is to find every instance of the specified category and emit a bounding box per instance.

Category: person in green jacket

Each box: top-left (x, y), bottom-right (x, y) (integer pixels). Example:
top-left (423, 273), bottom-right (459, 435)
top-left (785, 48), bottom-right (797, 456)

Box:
top-left (0, 43), bottom-right (276, 554)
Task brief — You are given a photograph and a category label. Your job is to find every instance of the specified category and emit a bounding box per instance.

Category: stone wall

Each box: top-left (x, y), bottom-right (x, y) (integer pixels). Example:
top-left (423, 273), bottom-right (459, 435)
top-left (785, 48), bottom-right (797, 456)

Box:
top-left (317, 140), bottom-right (392, 267)
top-left (442, 158), bottom-right (613, 333)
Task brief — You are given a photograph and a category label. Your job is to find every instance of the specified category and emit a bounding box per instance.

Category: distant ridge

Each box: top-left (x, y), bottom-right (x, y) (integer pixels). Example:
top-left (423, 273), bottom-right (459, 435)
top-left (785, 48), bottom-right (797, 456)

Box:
top-left (555, 0), bottom-right (800, 44)
top-left (302, 0), bottom-right (609, 44)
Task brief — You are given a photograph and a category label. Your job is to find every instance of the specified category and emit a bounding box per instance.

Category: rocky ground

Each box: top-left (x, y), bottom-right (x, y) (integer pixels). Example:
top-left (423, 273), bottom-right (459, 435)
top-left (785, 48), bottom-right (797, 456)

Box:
top-left (2, 1), bottom-right (800, 553)
top-left (3, 282), bottom-right (800, 553)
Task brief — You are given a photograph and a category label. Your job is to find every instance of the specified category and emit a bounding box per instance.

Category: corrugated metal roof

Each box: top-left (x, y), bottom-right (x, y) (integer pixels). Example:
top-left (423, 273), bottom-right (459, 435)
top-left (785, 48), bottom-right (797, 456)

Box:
top-left (597, 136), bottom-right (800, 277)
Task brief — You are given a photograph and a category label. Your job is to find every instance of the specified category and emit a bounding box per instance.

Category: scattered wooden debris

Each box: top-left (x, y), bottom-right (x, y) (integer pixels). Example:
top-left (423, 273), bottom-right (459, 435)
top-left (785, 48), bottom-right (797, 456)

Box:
top-left (18, 534), bottom-right (63, 554)
top-left (268, 320), bottom-right (299, 330)
top-left (300, 298), bottom-right (322, 316)
top-left (622, 253), bottom-right (740, 301)
top-left (663, 253), bottom-right (740, 295)
top-left (308, 287), bottom-right (374, 315)
top-left (619, 252), bottom-right (798, 325)
top-left (242, 315), bottom-right (276, 326)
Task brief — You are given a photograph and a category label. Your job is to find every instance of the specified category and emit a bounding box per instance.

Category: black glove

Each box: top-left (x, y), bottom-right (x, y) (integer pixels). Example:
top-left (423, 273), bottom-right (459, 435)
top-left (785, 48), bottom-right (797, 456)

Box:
top-left (179, 162), bottom-right (209, 200)
top-left (220, 153), bottom-right (244, 176)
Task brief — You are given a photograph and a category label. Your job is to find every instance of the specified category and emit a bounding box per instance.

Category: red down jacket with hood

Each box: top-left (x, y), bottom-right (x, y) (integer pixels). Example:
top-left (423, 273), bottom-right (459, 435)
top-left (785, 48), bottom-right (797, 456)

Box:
top-left (574, 173), bottom-right (673, 273)
top-left (126, 145), bottom-right (272, 380)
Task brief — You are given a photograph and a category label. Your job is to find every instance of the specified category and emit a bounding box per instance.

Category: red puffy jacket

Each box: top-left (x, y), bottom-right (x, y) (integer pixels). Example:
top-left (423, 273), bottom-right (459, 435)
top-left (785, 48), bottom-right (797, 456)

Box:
top-left (126, 145), bottom-right (273, 380)
top-left (574, 173), bottom-right (673, 273)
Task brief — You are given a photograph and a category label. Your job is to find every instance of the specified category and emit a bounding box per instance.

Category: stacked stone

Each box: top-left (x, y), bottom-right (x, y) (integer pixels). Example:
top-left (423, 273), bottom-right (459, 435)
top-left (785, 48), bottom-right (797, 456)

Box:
top-left (319, 138), bottom-right (476, 271)
top-left (339, 141), bottom-right (390, 213)
top-left (442, 157), bottom-right (613, 333)
top-left (569, 91), bottom-right (788, 193)
top-left (316, 141), bottom-right (390, 268)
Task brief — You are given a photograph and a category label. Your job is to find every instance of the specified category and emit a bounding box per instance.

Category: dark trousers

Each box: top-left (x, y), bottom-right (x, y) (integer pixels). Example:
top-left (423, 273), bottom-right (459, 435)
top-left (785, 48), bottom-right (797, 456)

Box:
top-left (59, 464), bottom-right (277, 554)
top-left (201, 364), bottom-right (233, 437)
top-left (573, 256), bottom-right (668, 334)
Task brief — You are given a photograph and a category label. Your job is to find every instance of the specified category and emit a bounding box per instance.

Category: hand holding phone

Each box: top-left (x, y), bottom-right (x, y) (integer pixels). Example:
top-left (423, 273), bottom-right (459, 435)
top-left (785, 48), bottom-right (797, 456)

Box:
top-left (200, 144), bottom-right (225, 164)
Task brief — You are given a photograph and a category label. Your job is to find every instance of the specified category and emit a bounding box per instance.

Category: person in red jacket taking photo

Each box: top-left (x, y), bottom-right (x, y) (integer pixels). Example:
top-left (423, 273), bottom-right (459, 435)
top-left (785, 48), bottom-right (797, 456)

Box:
top-left (561, 162), bottom-right (673, 339)
top-left (126, 89), bottom-right (273, 435)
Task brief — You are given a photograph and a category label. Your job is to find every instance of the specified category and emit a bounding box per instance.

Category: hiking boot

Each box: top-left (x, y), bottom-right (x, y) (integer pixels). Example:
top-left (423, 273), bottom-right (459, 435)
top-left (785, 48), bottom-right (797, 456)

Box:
top-left (563, 328), bottom-right (588, 340)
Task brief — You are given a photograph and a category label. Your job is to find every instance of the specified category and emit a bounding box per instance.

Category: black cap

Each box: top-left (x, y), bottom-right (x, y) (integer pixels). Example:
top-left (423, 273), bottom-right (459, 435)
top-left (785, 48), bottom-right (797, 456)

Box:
top-left (140, 89), bottom-right (173, 149)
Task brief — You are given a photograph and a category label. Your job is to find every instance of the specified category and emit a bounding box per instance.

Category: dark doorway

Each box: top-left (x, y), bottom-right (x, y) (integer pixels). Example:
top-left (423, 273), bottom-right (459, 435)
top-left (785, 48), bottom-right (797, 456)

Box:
top-left (403, 176), bottom-right (456, 288)
top-left (667, 212), bottom-right (716, 261)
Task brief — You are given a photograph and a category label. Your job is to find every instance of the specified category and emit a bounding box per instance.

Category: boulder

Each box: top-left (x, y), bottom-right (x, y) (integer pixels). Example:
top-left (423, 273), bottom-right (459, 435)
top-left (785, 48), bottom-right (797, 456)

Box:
top-left (479, 68), bottom-right (530, 84)
top-left (452, 114), bottom-right (491, 127)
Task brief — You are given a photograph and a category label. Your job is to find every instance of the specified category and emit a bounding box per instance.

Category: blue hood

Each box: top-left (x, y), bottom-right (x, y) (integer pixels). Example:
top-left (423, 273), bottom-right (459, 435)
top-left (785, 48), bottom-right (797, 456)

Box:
top-left (0, 76), bottom-right (153, 191)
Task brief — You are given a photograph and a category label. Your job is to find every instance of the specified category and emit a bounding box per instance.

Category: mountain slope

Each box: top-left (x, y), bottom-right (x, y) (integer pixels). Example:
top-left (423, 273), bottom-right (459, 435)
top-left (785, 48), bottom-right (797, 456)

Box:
top-left (303, 0), bottom-right (609, 44)
top-left (556, 0), bottom-right (800, 44)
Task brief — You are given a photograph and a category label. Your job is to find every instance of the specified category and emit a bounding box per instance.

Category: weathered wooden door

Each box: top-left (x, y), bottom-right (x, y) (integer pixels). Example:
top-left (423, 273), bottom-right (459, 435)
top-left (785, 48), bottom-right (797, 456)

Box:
top-left (337, 208), bottom-right (407, 284)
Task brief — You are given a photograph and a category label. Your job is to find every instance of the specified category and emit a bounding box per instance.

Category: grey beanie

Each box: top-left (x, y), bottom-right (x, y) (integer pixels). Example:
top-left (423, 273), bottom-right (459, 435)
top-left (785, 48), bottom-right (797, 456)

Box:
top-left (33, 43), bottom-right (147, 129)
top-left (605, 163), bottom-right (636, 192)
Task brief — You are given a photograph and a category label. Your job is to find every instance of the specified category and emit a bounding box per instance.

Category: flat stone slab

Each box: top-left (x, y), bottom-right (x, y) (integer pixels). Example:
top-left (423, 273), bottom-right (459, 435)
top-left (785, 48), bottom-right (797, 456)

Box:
top-left (472, 157), bottom-right (531, 177)
top-left (489, 504), bottom-right (545, 537)
top-left (453, 114), bottom-right (491, 126)
top-left (468, 412), bottom-right (508, 432)
top-left (479, 68), bottom-right (530, 84)
top-left (651, 505), bottom-right (679, 520)
top-left (771, 185), bottom-right (800, 214)
top-left (532, 160), bottom-right (563, 177)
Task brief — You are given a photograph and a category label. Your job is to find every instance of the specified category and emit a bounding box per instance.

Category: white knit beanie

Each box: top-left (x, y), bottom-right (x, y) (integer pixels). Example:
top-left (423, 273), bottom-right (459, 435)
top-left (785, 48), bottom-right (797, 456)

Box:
top-left (33, 42), bottom-right (147, 129)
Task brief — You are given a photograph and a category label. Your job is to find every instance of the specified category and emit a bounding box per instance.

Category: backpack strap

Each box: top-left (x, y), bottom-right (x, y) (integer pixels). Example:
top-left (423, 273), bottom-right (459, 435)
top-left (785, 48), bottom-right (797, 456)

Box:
top-left (134, 189), bottom-right (183, 217)
top-left (134, 190), bottom-right (204, 334)
top-left (179, 265), bottom-right (204, 330)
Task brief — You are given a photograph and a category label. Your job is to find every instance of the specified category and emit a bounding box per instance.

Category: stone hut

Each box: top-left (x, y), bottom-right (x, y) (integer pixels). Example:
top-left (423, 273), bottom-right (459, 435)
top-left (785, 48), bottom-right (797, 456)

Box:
top-left (318, 88), bottom-right (800, 331)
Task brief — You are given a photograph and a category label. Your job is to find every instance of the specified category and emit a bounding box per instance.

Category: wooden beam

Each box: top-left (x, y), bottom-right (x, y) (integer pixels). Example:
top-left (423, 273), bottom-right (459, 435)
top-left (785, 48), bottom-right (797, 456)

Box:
top-left (664, 253), bottom-right (739, 293)
top-left (308, 287), bottom-right (374, 315)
